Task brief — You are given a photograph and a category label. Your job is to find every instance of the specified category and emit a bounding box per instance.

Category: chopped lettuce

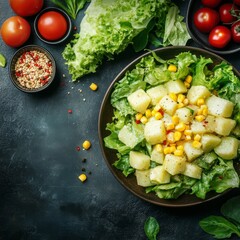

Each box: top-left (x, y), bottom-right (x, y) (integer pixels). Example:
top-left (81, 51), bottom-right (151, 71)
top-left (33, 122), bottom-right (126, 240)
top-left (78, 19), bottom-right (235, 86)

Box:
top-left (63, 0), bottom-right (190, 80)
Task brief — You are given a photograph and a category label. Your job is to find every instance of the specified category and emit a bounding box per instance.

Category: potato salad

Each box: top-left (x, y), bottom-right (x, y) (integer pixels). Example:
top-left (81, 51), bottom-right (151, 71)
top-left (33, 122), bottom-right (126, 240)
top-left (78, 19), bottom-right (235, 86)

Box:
top-left (104, 51), bottom-right (240, 199)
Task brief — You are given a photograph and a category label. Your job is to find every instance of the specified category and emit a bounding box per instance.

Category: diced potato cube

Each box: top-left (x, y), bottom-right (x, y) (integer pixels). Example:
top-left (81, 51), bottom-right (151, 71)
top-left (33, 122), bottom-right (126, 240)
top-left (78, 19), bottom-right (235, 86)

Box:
top-left (184, 141), bottom-right (204, 161)
top-left (214, 137), bottom-right (239, 160)
top-left (146, 85), bottom-right (168, 106)
top-left (191, 120), bottom-right (207, 134)
top-left (215, 117), bottom-right (236, 136)
top-left (118, 125), bottom-right (141, 148)
top-left (150, 166), bottom-right (171, 184)
top-left (163, 154), bottom-right (186, 175)
top-left (201, 134), bottom-right (221, 153)
top-left (175, 107), bottom-right (193, 123)
top-left (182, 163), bottom-right (202, 179)
top-left (159, 95), bottom-right (178, 116)
top-left (144, 120), bottom-right (166, 145)
top-left (206, 95), bottom-right (234, 118)
top-left (135, 169), bottom-right (153, 187)
top-left (204, 115), bottom-right (216, 133)
top-left (127, 89), bottom-right (151, 114)
top-left (151, 145), bottom-right (164, 164)
top-left (162, 113), bottom-right (173, 126)
top-left (129, 151), bottom-right (150, 170)
top-left (165, 79), bottom-right (187, 94)
top-left (187, 86), bottom-right (211, 104)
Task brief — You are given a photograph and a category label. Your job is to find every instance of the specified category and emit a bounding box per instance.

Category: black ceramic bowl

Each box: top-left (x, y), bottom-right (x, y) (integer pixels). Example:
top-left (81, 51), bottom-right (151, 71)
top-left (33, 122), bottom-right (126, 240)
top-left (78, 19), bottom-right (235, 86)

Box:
top-left (186, 0), bottom-right (240, 55)
top-left (9, 45), bottom-right (56, 93)
top-left (98, 46), bottom-right (240, 207)
top-left (34, 7), bottom-right (72, 45)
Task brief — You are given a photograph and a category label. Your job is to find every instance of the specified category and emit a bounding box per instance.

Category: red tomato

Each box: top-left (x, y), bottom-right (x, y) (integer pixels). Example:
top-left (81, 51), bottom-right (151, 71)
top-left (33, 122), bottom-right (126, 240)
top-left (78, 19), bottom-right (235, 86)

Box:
top-left (194, 8), bottom-right (220, 33)
top-left (234, 0), bottom-right (240, 7)
top-left (37, 11), bottom-right (68, 41)
top-left (9, 0), bottom-right (43, 17)
top-left (0, 16), bottom-right (31, 47)
top-left (201, 0), bottom-right (222, 8)
top-left (231, 20), bottom-right (240, 43)
top-left (219, 3), bottom-right (238, 24)
top-left (209, 26), bottom-right (231, 48)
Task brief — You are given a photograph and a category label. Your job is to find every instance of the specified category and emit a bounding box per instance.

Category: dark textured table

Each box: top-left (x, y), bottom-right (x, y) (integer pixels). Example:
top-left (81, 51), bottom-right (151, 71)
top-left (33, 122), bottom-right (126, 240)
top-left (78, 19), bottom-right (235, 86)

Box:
top-left (0, 1), bottom-right (239, 240)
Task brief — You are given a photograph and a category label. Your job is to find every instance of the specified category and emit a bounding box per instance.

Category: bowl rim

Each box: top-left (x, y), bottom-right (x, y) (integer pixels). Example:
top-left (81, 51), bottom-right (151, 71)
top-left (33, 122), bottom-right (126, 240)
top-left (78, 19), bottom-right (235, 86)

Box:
top-left (186, 0), bottom-right (240, 55)
top-left (9, 44), bottom-right (56, 93)
top-left (34, 6), bottom-right (72, 45)
top-left (98, 46), bottom-right (240, 207)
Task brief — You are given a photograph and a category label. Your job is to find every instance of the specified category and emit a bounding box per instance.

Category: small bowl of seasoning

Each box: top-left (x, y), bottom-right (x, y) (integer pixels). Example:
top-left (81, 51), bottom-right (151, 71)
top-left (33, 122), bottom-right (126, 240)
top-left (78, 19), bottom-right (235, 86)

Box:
top-left (34, 7), bottom-right (72, 44)
top-left (9, 45), bottom-right (56, 93)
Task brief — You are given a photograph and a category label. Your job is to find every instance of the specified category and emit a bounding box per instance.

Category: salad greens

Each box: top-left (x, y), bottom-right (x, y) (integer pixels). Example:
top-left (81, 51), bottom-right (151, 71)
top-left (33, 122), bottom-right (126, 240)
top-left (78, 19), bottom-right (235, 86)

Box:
top-left (51, 0), bottom-right (89, 19)
top-left (104, 51), bottom-right (240, 200)
top-left (63, 0), bottom-right (190, 81)
top-left (199, 196), bottom-right (240, 239)
top-left (144, 216), bottom-right (160, 240)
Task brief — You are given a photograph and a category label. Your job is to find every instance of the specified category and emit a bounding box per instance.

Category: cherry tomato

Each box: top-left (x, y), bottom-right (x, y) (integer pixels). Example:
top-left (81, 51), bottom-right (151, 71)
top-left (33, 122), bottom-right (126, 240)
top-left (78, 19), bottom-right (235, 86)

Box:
top-left (194, 7), bottom-right (220, 33)
top-left (201, 0), bottom-right (222, 8)
top-left (231, 20), bottom-right (240, 43)
top-left (219, 3), bottom-right (238, 24)
top-left (37, 11), bottom-right (68, 41)
top-left (234, 0), bottom-right (240, 7)
top-left (0, 16), bottom-right (31, 47)
top-left (209, 26), bottom-right (231, 48)
top-left (9, 0), bottom-right (43, 17)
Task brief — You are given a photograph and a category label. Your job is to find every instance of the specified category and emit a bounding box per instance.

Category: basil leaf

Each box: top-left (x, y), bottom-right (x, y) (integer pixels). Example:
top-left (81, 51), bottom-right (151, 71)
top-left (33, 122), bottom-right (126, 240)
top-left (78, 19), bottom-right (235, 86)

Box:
top-left (144, 216), bottom-right (160, 240)
top-left (199, 215), bottom-right (240, 239)
top-left (221, 196), bottom-right (240, 225)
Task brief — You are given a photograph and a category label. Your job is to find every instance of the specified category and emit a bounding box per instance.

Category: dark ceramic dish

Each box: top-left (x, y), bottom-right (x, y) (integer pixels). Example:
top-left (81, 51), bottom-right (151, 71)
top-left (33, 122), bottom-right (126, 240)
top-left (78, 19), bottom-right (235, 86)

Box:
top-left (98, 46), bottom-right (240, 207)
top-left (186, 0), bottom-right (240, 55)
top-left (34, 7), bottom-right (72, 45)
top-left (9, 45), bottom-right (56, 93)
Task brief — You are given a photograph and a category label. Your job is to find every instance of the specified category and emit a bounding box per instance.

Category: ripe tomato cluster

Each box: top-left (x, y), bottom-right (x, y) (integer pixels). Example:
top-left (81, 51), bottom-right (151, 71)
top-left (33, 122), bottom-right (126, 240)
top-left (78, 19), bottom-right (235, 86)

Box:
top-left (194, 0), bottom-right (240, 48)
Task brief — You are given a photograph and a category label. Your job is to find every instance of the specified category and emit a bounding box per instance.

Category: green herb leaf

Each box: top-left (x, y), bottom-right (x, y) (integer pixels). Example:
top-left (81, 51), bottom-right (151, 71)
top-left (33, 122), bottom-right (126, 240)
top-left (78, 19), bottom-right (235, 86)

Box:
top-left (144, 216), bottom-right (160, 240)
top-left (199, 215), bottom-right (240, 239)
top-left (221, 196), bottom-right (240, 225)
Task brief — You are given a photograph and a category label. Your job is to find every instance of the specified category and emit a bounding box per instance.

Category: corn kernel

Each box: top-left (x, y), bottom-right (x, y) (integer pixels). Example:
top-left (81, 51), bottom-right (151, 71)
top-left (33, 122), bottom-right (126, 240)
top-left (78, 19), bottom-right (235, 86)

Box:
top-left (194, 134), bottom-right (201, 141)
top-left (174, 149), bottom-right (184, 156)
top-left (155, 144), bottom-right (163, 153)
top-left (183, 98), bottom-right (189, 106)
top-left (197, 98), bottom-right (205, 106)
top-left (140, 116), bottom-right (148, 124)
top-left (172, 115), bottom-right (179, 125)
top-left (197, 108), bottom-right (203, 115)
top-left (192, 141), bottom-right (202, 149)
top-left (89, 83), bottom-right (98, 91)
top-left (195, 115), bottom-right (205, 122)
top-left (167, 132), bottom-right (175, 143)
top-left (154, 104), bottom-right (161, 111)
top-left (184, 81), bottom-right (190, 88)
top-left (185, 135), bottom-right (192, 141)
top-left (174, 131), bottom-right (182, 141)
top-left (164, 147), bottom-right (171, 155)
top-left (202, 108), bottom-right (208, 116)
top-left (185, 124), bottom-right (190, 130)
top-left (136, 113), bottom-right (143, 120)
top-left (166, 123), bottom-right (175, 131)
top-left (82, 140), bottom-right (91, 150)
top-left (169, 143), bottom-right (176, 147)
top-left (155, 112), bottom-right (163, 120)
top-left (170, 146), bottom-right (176, 153)
top-left (185, 75), bottom-right (192, 84)
top-left (78, 173), bottom-right (87, 182)
top-left (169, 93), bottom-right (177, 102)
top-left (184, 129), bottom-right (192, 136)
top-left (175, 122), bottom-right (186, 132)
top-left (151, 110), bottom-right (157, 116)
top-left (168, 64), bottom-right (177, 72)
top-left (145, 109), bottom-right (152, 118)
top-left (177, 94), bottom-right (185, 103)
top-left (177, 103), bottom-right (185, 109)
top-left (177, 145), bottom-right (184, 150)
